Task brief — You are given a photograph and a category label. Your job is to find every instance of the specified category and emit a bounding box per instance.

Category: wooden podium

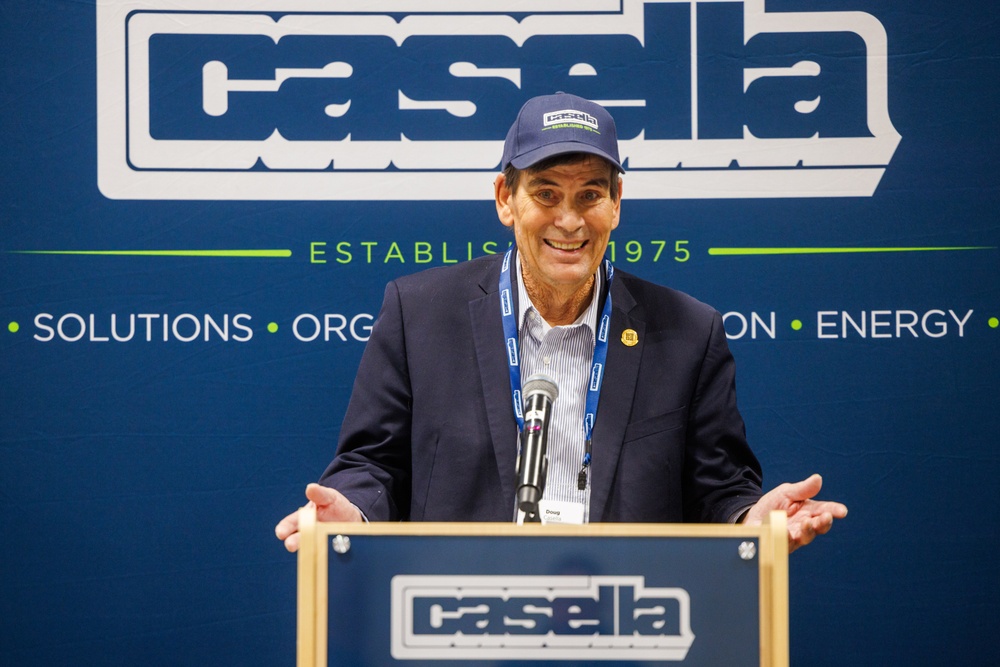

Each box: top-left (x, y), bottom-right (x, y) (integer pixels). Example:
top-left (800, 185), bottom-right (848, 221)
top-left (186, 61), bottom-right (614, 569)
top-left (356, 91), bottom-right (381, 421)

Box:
top-left (296, 507), bottom-right (788, 667)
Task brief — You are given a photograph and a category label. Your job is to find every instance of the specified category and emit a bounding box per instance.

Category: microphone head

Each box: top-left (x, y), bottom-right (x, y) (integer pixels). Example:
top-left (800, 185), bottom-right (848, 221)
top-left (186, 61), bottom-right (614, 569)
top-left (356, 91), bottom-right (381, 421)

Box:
top-left (522, 373), bottom-right (559, 402)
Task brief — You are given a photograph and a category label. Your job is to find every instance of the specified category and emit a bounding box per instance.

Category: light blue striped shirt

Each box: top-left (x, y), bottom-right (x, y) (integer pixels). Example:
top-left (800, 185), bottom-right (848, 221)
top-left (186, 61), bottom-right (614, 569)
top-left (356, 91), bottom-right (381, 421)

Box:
top-left (516, 260), bottom-right (602, 523)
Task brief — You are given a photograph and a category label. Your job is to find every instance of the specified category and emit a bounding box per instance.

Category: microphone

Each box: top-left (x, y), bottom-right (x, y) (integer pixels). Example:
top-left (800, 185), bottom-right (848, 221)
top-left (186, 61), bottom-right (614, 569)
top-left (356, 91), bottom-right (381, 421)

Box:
top-left (515, 374), bottom-right (559, 521)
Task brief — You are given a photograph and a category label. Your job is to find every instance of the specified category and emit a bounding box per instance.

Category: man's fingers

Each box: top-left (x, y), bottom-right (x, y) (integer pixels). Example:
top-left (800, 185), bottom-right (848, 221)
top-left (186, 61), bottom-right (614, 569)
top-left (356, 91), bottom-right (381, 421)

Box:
top-left (276, 484), bottom-right (362, 553)
top-left (816, 500), bottom-right (849, 519)
top-left (304, 482), bottom-right (341, 507)
top-left (814, 512), bottom-right (835, 535)
top-left (783, 473), bottom-right (823, 502)
top-left (789, 516), bottom-right (819, 552)
top-left (283, 532), bottom-right (301, 553)
top-left (275, 488), bottom-right (329, 549)
top-left (275, 506), bottom-right (307, 553)
top-left (748, 475), bottom-right (847, 553)
top-left (274, 508), bottom-right (302, 541)
top-left (788, 510), bottom-right (840, 552)
top-left (305, 483), bottom-right (364, 522)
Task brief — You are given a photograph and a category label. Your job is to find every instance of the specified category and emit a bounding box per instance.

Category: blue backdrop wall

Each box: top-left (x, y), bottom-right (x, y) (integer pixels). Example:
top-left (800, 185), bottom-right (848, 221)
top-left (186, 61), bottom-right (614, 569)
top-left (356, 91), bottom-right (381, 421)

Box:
top-left (2, 1), bottom-right (997, 665)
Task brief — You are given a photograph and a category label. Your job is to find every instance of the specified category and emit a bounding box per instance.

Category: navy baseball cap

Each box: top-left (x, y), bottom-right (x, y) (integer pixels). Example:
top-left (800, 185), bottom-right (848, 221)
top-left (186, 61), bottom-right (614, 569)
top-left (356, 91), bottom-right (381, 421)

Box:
top-left (501, 93), bottom-right (624, 173)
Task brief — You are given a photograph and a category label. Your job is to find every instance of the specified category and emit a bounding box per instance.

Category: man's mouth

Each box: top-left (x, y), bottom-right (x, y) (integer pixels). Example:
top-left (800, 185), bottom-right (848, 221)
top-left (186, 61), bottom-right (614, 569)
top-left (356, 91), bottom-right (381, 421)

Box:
top-left (545, 240), bottom-right (588, 251)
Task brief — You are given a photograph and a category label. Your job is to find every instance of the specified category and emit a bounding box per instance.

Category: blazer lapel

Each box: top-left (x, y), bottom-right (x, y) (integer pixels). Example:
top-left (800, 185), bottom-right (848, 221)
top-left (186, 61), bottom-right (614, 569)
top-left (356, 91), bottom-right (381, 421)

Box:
top-left (469, 258), bottom-right (519, 507)
top-left (589, 278), bottom-right (644, 522)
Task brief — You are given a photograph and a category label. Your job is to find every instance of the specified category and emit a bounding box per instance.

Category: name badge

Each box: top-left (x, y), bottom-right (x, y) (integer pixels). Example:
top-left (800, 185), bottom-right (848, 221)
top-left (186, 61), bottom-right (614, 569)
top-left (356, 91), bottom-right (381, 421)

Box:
top-left (538, 500), bottom-right (586, 525)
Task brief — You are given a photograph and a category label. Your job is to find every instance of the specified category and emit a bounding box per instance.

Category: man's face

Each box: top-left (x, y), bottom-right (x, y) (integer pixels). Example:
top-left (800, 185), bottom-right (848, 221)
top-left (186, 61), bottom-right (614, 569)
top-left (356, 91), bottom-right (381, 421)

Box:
top-left (495, 156), bottom-right (622, 297)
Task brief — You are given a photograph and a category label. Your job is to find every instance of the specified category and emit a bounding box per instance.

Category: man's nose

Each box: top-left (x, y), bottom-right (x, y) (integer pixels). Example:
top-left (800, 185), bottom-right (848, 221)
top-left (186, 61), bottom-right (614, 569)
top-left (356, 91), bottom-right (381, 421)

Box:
top-left (551, 201), bottom-right (585, 232)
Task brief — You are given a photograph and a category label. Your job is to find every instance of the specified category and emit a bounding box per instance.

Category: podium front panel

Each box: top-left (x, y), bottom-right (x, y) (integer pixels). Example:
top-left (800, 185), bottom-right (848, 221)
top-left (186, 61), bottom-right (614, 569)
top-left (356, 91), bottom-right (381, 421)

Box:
top-left (321, 532), bottom-right (760, 666)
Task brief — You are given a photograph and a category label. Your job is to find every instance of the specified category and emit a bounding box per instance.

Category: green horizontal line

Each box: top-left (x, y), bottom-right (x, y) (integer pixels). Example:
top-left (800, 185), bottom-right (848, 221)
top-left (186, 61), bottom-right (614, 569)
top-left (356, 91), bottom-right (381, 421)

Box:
top-left (707, 246), bottom-right (994, 256)
top-left (9, 249), bottom-right (293, 258)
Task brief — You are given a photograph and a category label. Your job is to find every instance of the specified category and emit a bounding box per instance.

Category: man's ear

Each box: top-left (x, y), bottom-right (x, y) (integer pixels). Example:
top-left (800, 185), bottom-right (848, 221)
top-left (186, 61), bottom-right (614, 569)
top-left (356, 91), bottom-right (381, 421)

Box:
top-left (611, 176), bottom-right (623, 230)
top-left (495, 174), bottom-right (514, 228)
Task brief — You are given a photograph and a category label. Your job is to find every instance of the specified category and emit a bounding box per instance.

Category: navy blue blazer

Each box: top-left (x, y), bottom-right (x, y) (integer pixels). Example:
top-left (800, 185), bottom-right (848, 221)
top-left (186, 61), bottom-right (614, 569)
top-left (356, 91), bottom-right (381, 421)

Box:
top-left (320, 252), bottom-right (762, 523)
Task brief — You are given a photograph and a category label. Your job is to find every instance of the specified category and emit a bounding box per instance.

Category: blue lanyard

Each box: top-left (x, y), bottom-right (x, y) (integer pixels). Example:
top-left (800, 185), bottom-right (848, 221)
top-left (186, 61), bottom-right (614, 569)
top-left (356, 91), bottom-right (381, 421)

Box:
top-left (499, 248), bottom-right (614, 487)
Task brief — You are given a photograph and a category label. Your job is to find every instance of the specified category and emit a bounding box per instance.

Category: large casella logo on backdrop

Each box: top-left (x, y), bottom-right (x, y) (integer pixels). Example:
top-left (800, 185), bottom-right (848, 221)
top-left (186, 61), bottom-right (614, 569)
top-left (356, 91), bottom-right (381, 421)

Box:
top-left (96, 0), bottom-right (900, 201)
top-left (391, 575), bottom-right (695, 661)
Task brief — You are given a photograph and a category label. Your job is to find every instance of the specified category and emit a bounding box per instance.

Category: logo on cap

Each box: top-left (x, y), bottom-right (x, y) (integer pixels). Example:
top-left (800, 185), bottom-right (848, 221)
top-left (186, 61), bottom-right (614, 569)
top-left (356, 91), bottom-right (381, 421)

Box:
top-left (543, 109), bottom-right (599, 132)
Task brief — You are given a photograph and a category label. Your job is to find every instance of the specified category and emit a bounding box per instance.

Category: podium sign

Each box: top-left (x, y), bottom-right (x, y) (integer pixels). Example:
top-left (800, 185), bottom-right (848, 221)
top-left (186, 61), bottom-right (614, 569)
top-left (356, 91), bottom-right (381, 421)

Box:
top-left (296, 509), bottom-right (788, 667)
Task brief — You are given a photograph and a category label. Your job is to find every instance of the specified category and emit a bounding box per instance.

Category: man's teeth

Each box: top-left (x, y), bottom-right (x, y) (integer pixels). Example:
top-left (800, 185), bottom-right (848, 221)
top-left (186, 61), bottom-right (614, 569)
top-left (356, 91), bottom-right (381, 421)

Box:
top-left (548, 240), bottom-right (585, 250)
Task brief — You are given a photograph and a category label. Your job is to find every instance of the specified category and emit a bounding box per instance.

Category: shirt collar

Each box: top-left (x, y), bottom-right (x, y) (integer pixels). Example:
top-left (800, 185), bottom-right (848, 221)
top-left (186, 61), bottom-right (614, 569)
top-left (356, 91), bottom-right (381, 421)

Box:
top-left (515, 256), bottom-right (602, 337)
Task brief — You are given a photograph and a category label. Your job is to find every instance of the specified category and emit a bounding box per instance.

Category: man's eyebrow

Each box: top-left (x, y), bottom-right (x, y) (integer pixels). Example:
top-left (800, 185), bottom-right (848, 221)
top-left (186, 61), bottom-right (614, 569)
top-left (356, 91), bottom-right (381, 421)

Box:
top-left (525, 175), bottom-right (611, 190)
top-left (526, 175), bottom-right (558, 189)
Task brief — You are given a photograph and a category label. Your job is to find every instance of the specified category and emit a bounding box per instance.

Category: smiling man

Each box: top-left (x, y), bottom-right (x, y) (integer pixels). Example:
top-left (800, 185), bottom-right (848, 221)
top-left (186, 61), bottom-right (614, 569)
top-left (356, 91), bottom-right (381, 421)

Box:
top-left (495, 153), bottom-right (620, 327)
top-left (276, 93), bottom-right (846, 551)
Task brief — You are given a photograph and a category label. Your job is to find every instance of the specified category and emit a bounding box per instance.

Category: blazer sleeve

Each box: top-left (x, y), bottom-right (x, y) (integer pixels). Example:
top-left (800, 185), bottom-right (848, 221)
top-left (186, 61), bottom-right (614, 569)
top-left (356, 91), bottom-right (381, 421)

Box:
top-left (318, 280), bottom-right (413, 521)
top-left (681, 310), bottom-right (763, 523)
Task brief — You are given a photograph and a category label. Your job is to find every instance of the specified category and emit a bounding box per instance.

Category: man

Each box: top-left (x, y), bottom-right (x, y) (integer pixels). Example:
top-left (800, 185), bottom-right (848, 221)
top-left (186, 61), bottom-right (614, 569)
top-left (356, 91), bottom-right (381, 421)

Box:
top-left (276, 93), bottom-right (846, 551)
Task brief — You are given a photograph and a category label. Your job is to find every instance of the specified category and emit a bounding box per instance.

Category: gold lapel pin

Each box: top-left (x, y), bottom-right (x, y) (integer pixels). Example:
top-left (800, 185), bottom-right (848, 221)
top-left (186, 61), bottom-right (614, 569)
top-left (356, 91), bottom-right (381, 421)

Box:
top-left (621, 329), bottom-right (639, 347)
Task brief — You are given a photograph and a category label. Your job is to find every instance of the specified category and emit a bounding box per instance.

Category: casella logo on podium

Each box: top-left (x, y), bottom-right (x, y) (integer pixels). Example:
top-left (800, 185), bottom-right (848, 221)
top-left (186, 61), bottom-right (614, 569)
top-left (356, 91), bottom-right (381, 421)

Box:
top-left (390, 575), bottom-right (695, 661)
top-left (96, 0), bottom-right (899, 201)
